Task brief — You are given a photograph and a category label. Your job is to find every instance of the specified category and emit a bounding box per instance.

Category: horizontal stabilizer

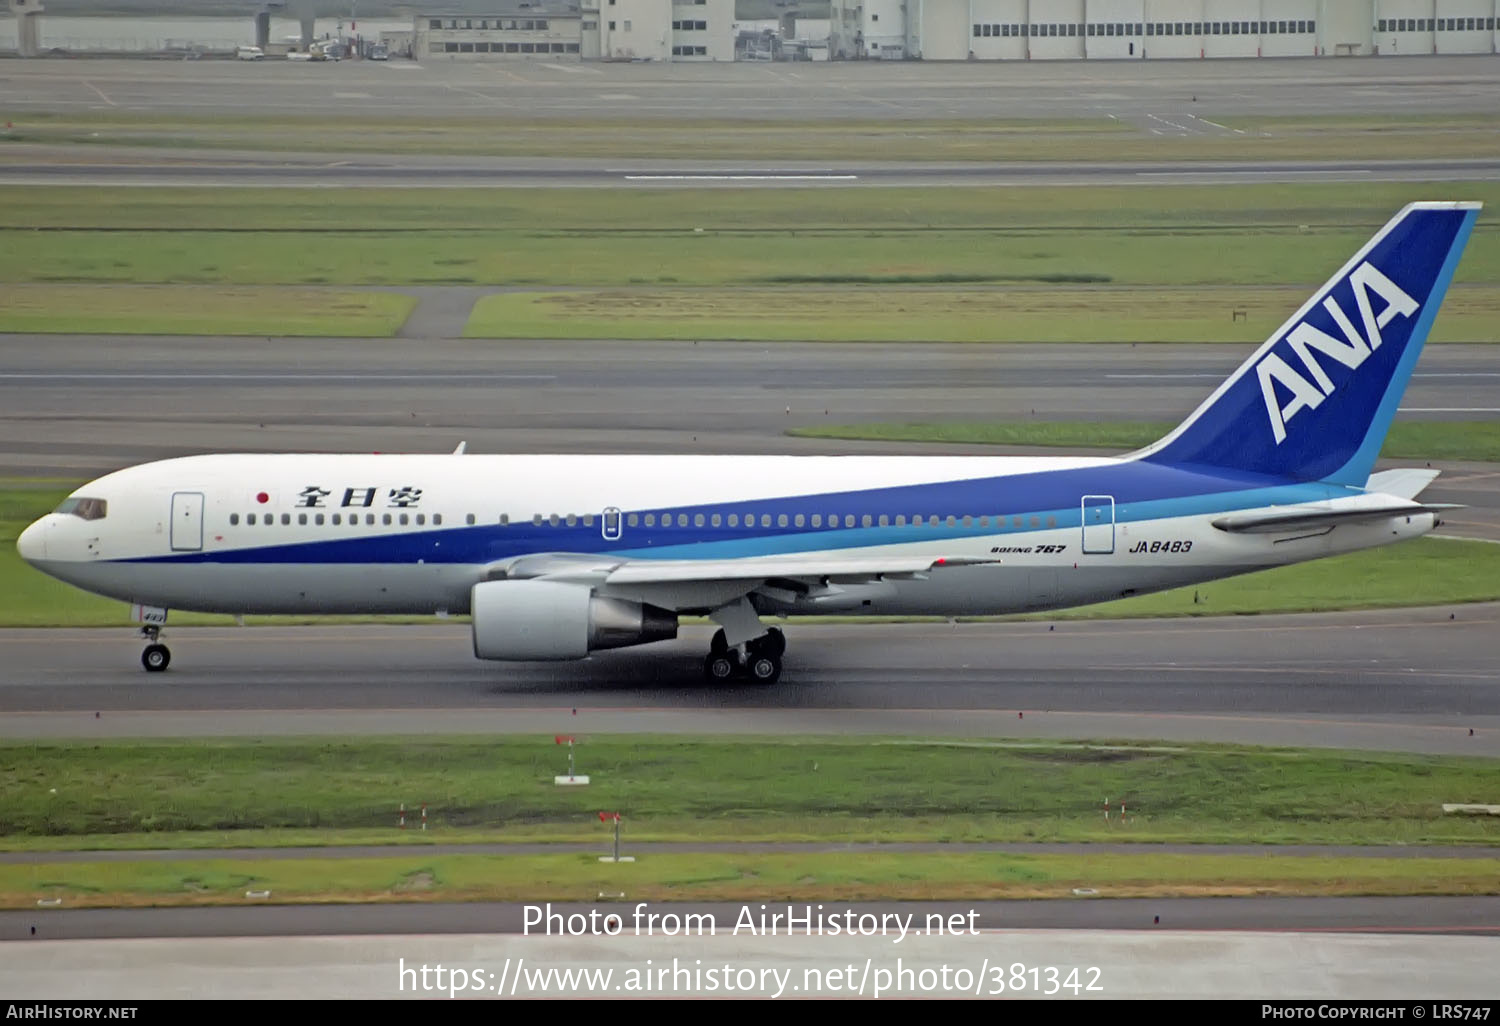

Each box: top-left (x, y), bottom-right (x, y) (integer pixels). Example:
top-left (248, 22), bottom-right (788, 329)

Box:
top-left (1212, 503), bottom-right (1453, 534)
top-left (1365, 468), bottom-right (1440, 500)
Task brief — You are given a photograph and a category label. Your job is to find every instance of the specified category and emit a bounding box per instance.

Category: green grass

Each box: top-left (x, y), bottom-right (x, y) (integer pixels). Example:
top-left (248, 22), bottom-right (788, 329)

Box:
top-left (2, 183), bottom-right (1498, 294)
top-left (5, 482), bottom-right (1500, 626)
top-left (789, 420), bottom-right (1500, 463)
top-left (0, 285), bottom-right (416, 336)
top-left (4, 111), bottom-right (1497, 163)
top-left (6, 851), bottom-right (1498, 908)
top-left (462, 285), bottom-right (1499, 342)
top-left (1046, 536), bottom-right (1500, 618)
top-left (2, 737), bottom-right (1497, 850)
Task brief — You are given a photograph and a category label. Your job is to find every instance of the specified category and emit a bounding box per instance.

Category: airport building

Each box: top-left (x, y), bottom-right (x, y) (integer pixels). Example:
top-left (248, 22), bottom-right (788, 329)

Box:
top-left (416, 0), bottom-right (735, 62)
top-left (827, 0), bottom-right (1500, 60)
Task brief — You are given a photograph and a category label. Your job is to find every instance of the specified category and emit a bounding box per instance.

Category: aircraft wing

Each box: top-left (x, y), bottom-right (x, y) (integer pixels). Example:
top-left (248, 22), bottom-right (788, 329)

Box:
top-left (1211, 503), bottom-right (1458, 534)
top-left (603, 553), bottom-right (994, 584)
top-left (485, 552), bottom-right (996, 586)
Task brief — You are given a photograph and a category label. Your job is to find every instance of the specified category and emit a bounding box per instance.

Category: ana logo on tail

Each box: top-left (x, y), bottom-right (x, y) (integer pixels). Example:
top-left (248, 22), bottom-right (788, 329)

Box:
top-left (1255, 261), bottom-right (1419, 444)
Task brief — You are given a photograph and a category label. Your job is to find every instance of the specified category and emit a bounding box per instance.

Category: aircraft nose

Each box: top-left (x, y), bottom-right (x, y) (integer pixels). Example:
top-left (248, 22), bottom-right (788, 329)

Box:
top-left (16, 519), bottom-right (47, 563)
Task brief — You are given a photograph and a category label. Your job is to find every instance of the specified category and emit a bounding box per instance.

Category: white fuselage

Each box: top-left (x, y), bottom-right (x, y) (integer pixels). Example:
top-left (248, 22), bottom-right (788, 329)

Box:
top-left (17, 452), bottom-right (1434, 620)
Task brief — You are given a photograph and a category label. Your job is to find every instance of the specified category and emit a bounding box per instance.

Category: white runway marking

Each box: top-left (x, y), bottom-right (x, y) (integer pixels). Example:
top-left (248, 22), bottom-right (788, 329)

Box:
top-left (83, 81), bottom-right (116, 106)
top-left (624, 174), bottom-right (858, 181)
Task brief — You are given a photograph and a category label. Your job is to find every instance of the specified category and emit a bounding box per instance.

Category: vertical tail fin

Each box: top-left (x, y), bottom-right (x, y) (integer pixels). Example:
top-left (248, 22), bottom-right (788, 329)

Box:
top-left (1137, 202), bottom-right (1480, 486)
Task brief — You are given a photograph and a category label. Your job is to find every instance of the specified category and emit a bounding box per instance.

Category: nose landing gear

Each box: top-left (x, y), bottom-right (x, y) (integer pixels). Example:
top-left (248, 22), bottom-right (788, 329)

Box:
top-left (139, 625), bottom-right (171, 672)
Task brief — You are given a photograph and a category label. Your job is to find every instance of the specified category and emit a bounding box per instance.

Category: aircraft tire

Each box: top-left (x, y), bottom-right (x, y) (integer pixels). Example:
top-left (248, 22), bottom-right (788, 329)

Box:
top-left (142, 644), bottom-right (171, 673)
top-left (746, 652), bottom-right (781, 685)
top-left (703, 651), bottom-right (737, 683)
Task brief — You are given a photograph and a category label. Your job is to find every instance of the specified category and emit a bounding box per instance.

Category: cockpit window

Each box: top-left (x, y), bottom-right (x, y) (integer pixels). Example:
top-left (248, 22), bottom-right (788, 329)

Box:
top-left (55, 497), bottom-right (108, 521)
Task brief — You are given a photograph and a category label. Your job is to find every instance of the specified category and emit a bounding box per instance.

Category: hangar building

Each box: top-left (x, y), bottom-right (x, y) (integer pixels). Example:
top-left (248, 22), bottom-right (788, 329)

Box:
top-left (827, 0), bottom-right (1499, 60)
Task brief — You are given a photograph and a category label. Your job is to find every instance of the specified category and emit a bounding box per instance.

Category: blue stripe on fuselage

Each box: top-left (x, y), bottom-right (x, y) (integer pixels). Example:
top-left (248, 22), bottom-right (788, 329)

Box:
top-left (116, 459), bottom-right (1346, 566)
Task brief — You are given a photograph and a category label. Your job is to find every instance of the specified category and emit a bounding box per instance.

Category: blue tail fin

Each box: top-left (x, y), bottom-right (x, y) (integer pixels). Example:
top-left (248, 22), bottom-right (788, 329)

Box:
top-left (1137, 202), bottom-right (1481, 486)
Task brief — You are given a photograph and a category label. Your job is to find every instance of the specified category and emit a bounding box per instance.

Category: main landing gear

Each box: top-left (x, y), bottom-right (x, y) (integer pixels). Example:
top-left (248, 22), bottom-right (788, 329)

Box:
top-left (140, 625), bottom-right (171, 673)
top-left (703, 626), bottom-right (785, 684)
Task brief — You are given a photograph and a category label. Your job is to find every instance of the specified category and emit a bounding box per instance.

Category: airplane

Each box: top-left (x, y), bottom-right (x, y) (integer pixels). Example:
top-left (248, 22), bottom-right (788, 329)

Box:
top-left (16, 201), bottom-right (1481, 681)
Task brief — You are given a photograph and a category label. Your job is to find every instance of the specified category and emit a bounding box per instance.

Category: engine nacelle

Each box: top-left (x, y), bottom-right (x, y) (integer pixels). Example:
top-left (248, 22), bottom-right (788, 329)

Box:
top-left (470, 580), bottom-right (677, 661)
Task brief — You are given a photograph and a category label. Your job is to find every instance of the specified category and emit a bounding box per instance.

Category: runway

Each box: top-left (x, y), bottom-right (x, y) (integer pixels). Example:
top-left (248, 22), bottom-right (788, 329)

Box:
top-left (4, 55), bottom-right (1498, 120)
top-left (6, 152), bottom-right (1499, 187)
top-left (4, 336), bottom-right (1497, 538)
top-left (2, 606), bottom-right (1497, 753)
top-left (6, 897), bottom-right (1499, 940)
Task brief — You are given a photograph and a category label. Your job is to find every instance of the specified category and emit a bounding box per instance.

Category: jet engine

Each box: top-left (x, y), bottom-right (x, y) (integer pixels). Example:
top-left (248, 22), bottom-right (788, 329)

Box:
top-left (470, 580), bottom-right (677, 661)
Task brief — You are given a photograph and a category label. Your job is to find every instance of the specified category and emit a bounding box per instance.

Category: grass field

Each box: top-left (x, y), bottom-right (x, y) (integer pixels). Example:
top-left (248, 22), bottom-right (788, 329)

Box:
top-left (0, 285), bottom-right (416, 336)
top-left (7, 851), bottom-right (1499, 908)
top-left (461, 284), bottom-right (1500, 342)
top-left (2, 183), bottom-right (1498, 295)
top-left (3, 737), bottom-right (1497, 850)
top-left (3, 112), bottom-right (1496, 163)
top-left (789, 420), bottom-right (1500, 463)
top-left (5, 481), bottom-right (1500, 626)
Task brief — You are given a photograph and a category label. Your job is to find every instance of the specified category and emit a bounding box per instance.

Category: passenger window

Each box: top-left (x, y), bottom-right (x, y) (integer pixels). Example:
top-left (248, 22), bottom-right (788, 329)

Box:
top-left (627, 513), bottom-right (639, 527)
top-left (281, 513), bottom-right (291, 525)
top-left (979, 516), bottom-right (989, 527)
top-left (1013, 515), bottom-right (1024, 528)
top-left (247, 513), bottom-right (256, 525)
top-left (694, 513), bottom-right (705, 527)
top-left (645, 513), bottom-right (656, 526)
top-left (845, 515), bottom-right (855, 528)
top-left (229, 513), bottom-right (240, 525)
top-left (711, 513), bottom-right (721, 527)
top-left (946, 515), bottom-right (956, 527)
top-left (400, 514), bottom-right (409, 525)
top-left (366, 514), bottom-right (375, 525)
top-left (811, 514), bottom-right (821, 527)
top-left (383, 514), bottom-right (393, 525)
top-left (861, 515), bottom-right (872, 527)
top-left (433, 514), bottom-right (442, 526)
top-left (416, 514), bottom-right (425, 525)
top-left (466, 514), bottom-right (476, 525)
top-left (583, 514), bottom-right (594, 527)
top-left (1030, 516), bottom-right (1041, 528)
top-left (298, 513), bottom-right (308, 525)
top-left (566, 514), bottom-right (577, 526)
top-left (777, 514), bottom-right (788, 527)
top-left (728, 513), bottom-right (739, 527)
top-left (332, 513), bottom-right (341, 525)
top-left (677, 513), bottom-right (688, 527)
top-left (761, 514), bottom-right (771, 527)
top-left (499, 514), bottom-right (508, 525)
top-left (895, 515), bottom-right (905, 526)
top-left (1047, 515), bottom-right (1057, 528)
top-left (963, 516), bottom-right (973, 527)
top-left (315, 513), bottom-right (325, 525)
top-left (794, 514), bottom-right (804, 527)
top-left (878, 515), bottom-right (888, 527)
